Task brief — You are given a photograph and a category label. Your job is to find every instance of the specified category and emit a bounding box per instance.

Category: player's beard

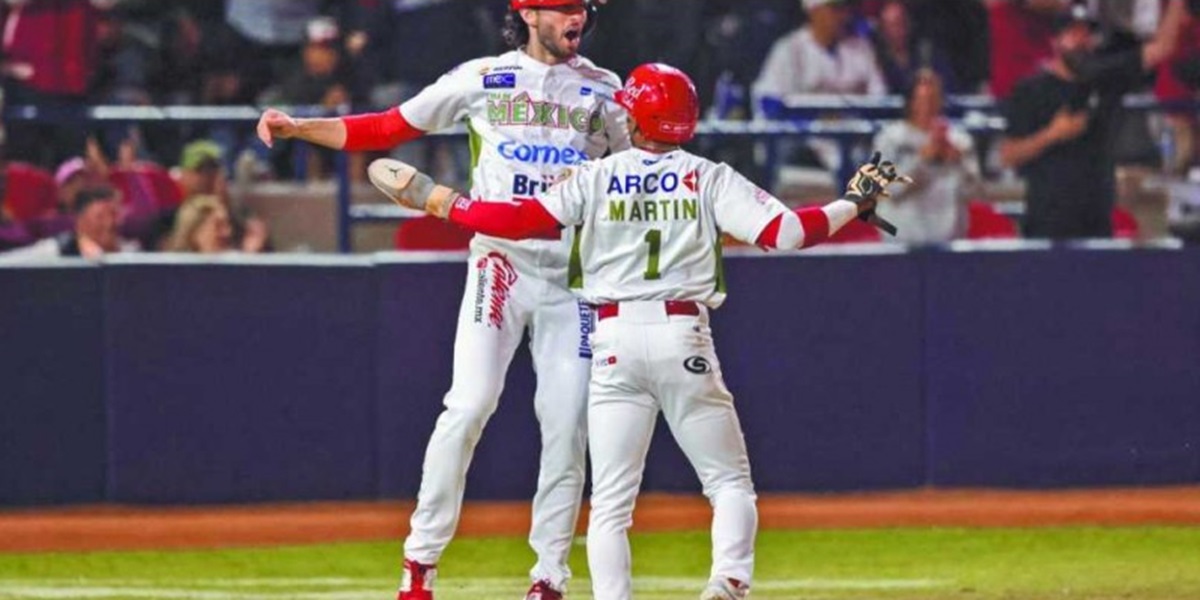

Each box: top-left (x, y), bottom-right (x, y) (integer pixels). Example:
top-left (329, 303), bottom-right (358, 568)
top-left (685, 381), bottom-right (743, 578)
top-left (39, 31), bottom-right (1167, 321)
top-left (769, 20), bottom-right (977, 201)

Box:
top-left (535, 22), bottom-right (580, 60)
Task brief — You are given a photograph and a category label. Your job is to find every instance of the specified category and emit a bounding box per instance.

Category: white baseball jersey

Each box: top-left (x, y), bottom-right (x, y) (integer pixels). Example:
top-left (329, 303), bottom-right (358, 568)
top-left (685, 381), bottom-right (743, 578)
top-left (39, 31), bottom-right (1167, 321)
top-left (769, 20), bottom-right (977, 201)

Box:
top-left (400, 50), bottom-right (629, 278)
top-left (538, 148), bottom-right (789, 308)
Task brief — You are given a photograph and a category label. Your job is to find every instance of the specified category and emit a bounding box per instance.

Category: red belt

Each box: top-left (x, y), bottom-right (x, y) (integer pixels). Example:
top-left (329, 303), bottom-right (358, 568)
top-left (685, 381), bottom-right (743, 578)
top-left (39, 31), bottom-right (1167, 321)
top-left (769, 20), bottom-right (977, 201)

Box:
top-left (595, 300), bottom-right (701, 321)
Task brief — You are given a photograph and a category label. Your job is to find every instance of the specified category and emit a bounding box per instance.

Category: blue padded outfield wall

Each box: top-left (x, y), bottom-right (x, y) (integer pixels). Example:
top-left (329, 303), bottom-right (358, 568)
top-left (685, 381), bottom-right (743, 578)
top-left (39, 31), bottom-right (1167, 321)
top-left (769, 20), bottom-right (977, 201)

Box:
top-left (2, 247), bottom-right (1198, 506)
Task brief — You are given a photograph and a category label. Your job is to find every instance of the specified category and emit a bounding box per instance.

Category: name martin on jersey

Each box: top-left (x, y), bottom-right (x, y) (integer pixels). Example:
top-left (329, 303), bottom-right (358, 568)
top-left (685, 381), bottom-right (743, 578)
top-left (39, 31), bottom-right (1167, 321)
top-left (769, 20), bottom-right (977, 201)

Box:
top-left (604, 170), bottom-right (701, 223)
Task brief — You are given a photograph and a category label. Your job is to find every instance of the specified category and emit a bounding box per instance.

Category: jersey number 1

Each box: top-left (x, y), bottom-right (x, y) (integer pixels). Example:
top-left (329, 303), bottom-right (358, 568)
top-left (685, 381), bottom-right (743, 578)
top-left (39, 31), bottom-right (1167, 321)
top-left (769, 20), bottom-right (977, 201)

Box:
top-left (643, 229), bottom-right (662, 280)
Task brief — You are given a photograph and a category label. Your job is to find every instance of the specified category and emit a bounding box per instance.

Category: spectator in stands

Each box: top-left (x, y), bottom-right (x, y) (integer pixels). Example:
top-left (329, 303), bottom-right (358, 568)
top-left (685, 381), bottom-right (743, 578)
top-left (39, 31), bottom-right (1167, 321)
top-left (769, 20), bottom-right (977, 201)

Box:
top-left (1156, 9), bottom-right (1200, 173)
top-left (223, 0), bottom-right (323, 99)
top-left (271, 18), bottom-right (353, 109)
top-left (0, 161), bottom-right (36, 250)
top-left (223, 0), bottom-right (371, 101)
top-left (897, 0), bottom-right (990, 93)
top-left (55, 158), bottom-right (90, 212)
top-left (174, 140), bottom-right (269, 253)
top-left (871, 0), bottom-right (959, 94)
top-left (363, 0), bottom-right (490, 106)
top-left (264, 17), bottom-right (358, 181)
top-left (175, 140), bottom-right (228, 202)
top-left (988, 0), bottom-right (1068, 99)
top-left (91, 2), bottom-right (155, 106)
top-left (999, 1), bottom-right (1189, 239)
top-left (162, 195), bottom-right (233, 253)
top-left (53, 141), bottom-right (113, 214)
top-left (0, 0), bottom-right (103, 167)
top-left (753, 0), bottom-right (886, 106)
top-left (3, 160), bottom-right (57, 224)
top-left (0, 187), bottom-right (136, 260)
top-left (753, 0), bottom-right (886, 171)
top-left (1096, 0), bottom-right (1164, 40)
top-left (704, 0), bottom-right (804, 119)
top-left (873, 70), bottom-right (980, 244)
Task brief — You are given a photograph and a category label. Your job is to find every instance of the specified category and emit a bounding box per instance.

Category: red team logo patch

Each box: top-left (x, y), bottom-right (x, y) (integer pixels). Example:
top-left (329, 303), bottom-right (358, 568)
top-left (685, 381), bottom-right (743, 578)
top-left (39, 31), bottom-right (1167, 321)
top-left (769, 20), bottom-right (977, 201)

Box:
top-left (683, 169), bottom-right (699, 193)
top-left (473, 252), bottom-right (519, 329)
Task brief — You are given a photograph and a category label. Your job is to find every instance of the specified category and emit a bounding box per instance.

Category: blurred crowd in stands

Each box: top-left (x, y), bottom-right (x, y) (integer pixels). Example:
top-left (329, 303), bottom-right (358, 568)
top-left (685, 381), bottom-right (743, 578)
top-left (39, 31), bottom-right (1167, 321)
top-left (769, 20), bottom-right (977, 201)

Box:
top-left (2, 0), bottom-right (1200, 257)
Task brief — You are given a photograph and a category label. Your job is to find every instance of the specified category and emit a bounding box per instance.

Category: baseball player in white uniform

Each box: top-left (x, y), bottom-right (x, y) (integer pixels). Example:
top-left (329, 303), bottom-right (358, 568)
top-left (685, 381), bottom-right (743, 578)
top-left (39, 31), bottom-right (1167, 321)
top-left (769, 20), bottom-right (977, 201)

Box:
top-left (255, 2), bottom-right (627, 599)
top-left (366, 63), bottom-right (907, 600)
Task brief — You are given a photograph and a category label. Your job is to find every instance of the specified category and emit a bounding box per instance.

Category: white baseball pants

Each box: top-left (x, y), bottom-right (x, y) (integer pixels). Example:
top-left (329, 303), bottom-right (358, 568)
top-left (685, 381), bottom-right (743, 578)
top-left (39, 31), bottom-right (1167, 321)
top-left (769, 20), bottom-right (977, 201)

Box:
top-left (403, 248), bottom-right (592, 591)
top-left (585, 301), bottom-right (758, 600)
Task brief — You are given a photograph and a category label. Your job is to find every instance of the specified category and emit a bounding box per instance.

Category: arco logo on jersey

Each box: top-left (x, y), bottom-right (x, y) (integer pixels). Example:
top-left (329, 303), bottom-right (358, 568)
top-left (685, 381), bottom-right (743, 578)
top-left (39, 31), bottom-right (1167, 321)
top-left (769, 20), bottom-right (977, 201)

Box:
top-left (604, 169), bottom-right (701, 223)
top-left (606, 169), bottom-right (699, 195)
top-left (488, 92), bottom-right (603, 134)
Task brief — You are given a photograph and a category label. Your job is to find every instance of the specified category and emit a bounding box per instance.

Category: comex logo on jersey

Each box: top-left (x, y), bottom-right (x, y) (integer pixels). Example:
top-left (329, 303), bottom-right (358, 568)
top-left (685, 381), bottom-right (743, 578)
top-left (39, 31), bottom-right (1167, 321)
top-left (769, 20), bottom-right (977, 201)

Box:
top-left (499, 142), bottom-right (588, 166)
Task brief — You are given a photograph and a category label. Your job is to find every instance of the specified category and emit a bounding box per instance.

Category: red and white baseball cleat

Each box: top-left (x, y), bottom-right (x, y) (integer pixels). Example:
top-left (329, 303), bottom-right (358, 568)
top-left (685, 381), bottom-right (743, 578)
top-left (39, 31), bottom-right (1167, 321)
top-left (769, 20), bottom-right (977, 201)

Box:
top-left (523, 579), bottom-right (563, 600)
top-left (700, 577), bottom-right (749, 600)
top-left (396, 559), bottom-right (436, 600)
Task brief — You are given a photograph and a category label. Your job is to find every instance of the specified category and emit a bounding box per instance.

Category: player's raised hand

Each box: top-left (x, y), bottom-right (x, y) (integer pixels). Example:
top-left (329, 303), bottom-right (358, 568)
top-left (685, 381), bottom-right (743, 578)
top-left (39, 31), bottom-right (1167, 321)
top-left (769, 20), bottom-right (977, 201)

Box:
top-left (845, 152), bottom-right (911, 236)
top-left (256, 108), bottom-right (299, 148)
top-left (368, 158), bottom-right (460, 218)
top-left (845, 152), bottom-right (912, 203)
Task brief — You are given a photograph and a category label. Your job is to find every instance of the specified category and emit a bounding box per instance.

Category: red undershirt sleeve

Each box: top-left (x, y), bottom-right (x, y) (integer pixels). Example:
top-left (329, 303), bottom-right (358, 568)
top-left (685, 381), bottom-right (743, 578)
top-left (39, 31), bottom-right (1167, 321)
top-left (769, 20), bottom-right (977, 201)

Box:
top-left (448, 197), bottom-right (564, 240)
top-left (755, 206), bottom-right (832, 249)
top-left (341, 107), bottom-right (426, 151)
top-left (795, 206), bottom-right (832, 247)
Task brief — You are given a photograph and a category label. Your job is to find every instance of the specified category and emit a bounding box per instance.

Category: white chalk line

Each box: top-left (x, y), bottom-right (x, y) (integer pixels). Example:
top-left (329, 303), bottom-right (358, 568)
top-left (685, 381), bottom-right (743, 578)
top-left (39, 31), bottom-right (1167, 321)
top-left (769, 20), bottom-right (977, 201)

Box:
top-left (0, 576), bottom-right (948, 598)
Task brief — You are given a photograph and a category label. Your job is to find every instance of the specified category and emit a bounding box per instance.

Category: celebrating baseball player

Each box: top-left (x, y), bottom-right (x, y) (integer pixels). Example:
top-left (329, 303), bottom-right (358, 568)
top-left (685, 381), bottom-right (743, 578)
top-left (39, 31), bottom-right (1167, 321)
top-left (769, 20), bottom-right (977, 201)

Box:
top-left (255, 2), bottom-right (627, 599)
top-left (367, 63), bottom-right (908, 600)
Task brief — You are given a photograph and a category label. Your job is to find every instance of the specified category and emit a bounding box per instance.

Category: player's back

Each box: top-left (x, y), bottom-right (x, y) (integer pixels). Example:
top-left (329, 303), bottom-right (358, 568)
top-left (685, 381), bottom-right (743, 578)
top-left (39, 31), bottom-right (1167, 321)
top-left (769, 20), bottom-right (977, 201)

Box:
top-left (547, 148), bottom-right (783, 309)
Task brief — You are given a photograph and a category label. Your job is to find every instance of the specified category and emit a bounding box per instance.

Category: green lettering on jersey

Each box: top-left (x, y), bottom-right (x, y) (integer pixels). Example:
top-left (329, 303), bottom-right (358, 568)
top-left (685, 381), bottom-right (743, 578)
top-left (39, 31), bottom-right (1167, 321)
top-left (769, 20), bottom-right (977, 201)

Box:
top-left (568, 225), bottom-right (584, 289)
top-left (486, 91), bottom-right (597, 133)
top-left (532, 101), bottom-right (555, 126)
top-left (487, 99), bottom-right (509, 125)
top-left (608, 200), bottom-right (626, 222)
top-left (659, 200), bottom-right (673, 219)
top-left (510, 92), bottom-right (530, 124)
top-left (714, 234), bottom-right (727, 294)
top-left (682, 199), bottom-right (698, 220)
top-left (629, 201), bottom-right (643, 222)
top-left (569, 108), bottom-right (590, 133)
top-left (642, 200), bottom-right (658, 221)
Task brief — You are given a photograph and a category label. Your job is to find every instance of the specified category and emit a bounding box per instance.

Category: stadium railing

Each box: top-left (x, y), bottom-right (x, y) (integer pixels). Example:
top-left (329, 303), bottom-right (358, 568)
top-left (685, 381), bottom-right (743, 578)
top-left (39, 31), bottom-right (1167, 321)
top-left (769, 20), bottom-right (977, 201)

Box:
top-left (5, 94), bottom-right (1189, 252)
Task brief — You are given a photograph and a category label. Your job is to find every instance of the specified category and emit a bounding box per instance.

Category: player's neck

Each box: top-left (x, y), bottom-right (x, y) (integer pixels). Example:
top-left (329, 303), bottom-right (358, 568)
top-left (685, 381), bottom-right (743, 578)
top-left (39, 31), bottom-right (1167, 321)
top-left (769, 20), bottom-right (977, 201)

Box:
top-left (635, 140), bottom-right (679, 154)
top-left (522, 41), bottom-right (572, 67)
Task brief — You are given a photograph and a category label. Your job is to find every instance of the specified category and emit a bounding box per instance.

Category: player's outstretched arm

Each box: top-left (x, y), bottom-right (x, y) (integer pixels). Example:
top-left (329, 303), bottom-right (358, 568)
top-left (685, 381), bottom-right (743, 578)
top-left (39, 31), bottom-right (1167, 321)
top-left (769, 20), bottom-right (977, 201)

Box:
top-left (367, 159), bottom-right (563, 239)
top-left (756, 153), bottom-right (909, 249)
top-left (257, 107), bottom-right (425, 152)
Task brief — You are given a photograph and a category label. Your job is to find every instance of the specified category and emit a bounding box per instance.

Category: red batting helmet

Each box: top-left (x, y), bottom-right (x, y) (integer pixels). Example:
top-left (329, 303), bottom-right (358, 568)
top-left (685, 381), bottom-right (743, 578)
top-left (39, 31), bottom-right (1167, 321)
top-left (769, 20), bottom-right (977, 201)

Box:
top-left (614, 63), bottom-right (700, 145)
top-left (509, 0), bottom-right (585, 9)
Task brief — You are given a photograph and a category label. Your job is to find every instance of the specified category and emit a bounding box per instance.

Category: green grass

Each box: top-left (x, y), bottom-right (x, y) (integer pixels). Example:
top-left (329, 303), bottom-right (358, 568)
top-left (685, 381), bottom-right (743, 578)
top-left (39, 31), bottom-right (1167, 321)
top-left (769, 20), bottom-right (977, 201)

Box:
top-left (1, 528), bottom-right (1199, 599)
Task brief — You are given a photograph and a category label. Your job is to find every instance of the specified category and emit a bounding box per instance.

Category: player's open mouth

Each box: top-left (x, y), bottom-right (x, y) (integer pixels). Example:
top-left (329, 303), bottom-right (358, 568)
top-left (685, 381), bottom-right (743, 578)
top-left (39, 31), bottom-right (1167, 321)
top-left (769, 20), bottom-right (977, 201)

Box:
top-left (565, 28), bottom-right (581, 42)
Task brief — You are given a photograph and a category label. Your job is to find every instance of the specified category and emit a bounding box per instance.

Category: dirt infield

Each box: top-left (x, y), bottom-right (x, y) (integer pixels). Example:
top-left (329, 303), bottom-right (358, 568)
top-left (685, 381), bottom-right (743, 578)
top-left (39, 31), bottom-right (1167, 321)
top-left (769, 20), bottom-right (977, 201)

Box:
top-left (3, 487), bottom-right (1200, 553)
